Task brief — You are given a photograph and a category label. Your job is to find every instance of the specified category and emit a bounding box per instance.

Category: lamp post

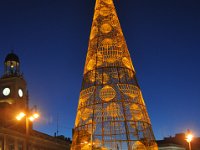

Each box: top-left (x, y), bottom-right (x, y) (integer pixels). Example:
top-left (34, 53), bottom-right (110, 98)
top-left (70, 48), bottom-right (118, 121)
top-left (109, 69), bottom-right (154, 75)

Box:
top-left (186, 129), bottom-right (193, 150)
top-left (16, 107), bottom-right (39, 150)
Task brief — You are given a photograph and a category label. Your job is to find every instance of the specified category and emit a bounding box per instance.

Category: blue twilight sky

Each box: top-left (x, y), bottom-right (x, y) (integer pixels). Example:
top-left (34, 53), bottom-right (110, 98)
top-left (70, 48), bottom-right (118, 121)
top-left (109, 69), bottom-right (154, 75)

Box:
top-left (0, 0), bottom-right (200, 140)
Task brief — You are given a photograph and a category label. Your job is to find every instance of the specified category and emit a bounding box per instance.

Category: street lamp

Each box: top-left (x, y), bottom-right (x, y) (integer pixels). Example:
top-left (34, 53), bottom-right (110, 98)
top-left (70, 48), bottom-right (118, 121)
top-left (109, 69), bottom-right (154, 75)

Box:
top-left (186, 129), bottom-right (193, 150)
top-left (16, 110), bottom-right (39, 126)
top-left (16, 107), bottom-right (40, 149)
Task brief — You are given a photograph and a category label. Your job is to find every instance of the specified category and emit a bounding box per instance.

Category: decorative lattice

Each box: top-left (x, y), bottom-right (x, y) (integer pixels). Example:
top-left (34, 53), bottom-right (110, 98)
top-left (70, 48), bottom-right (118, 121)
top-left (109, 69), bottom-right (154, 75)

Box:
top-left (71, 0), bottom-right (158, 149)
top-left (96, 72), bottom-right (109, 84)
top-left (79, 86), bottom-right (95, 103)
top-left (118, 84), bottom-right (139, 99)
top-left (81, 108), bottom-right (93, 121)
top-left (106, 102), bottom-right (122, 118)
top-left (132, 141), bottom-right (146, 150)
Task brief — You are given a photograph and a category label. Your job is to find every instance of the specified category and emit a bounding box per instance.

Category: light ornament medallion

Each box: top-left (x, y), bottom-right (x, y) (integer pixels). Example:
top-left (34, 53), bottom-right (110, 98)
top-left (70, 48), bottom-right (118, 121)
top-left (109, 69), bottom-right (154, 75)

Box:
top-left (102, 0), bottom-right (112, 4)
top-left (99, 85), bottom-right (116, 102)
top-left (101, 38), bottom-right (113, 46)
top-left (132, 141), bottom-right (147, 150)
top-left (118, 84), bottom-right (139, 99)
top-left (3, 88), bottom-right (10, 96)
top-left (80, 86), bottom-right (95, 103)
top-left (101, 23), bottom-right (112, 34)
top-left (18, 89), bottom-right (23, 97)
top-left (100, 7), bottom-right (111, 16)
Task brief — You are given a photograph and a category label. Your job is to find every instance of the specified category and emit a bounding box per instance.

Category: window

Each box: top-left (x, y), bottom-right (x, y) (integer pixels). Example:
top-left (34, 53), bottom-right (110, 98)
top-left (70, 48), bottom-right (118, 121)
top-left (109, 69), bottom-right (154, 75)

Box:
top-left (9, 143), bottom-right (14, 150)
top-left (18, 142), bottom-right (23, 150)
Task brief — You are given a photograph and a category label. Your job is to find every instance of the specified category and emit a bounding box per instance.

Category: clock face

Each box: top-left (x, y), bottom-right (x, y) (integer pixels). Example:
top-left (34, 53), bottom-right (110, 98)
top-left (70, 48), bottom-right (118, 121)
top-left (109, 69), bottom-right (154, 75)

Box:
top-left (18, 89), bottom-right (23, 97)
top-left (3, 88), bottom-right (10, 96)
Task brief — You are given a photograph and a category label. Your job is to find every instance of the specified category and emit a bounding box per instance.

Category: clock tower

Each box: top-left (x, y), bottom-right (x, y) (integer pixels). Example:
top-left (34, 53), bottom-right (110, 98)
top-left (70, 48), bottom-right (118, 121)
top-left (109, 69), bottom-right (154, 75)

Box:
top-left (0, 52), bottom-right (28, 128)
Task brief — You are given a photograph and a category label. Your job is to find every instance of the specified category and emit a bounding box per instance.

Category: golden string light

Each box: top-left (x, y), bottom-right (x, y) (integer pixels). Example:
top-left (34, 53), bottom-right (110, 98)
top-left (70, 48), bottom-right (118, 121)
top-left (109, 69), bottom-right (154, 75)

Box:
top-left (71, 0), bottom-right (158, 149)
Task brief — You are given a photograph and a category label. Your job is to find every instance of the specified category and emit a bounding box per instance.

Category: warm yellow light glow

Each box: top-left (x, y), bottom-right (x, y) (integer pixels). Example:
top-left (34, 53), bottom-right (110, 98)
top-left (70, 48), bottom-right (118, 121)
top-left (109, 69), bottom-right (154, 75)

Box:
top-left (186, 133), bottom-right (193, 143)
top-left (16, 112), bottom-right (26, 121)
top-left (29, 116), bottom-right (35, 122)
top-left (33, 113), bottom-right (39, 119)
top-left (16, 116), bottom-right (22, 121)
top-left (99, 85), bottom-right (116, 102)
top-left (80, 86), bottom-right (95, 103)
top-left (118, 84), bottom-right (139, 99)
top-left (71, 0), bottom-right (158, 149)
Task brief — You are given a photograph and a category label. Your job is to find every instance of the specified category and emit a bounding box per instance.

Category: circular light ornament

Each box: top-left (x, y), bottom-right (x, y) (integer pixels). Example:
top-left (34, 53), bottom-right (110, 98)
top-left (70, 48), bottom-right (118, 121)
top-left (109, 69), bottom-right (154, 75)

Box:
top-left (100, 23), bottom-right (112, 34)
top-left (3, 88), bottom-right (10, 96)
top-left (18, 89), bottom-right (23, 97)
top-left (132, 141), bottom-right (147, 150)
top-left (103, 0), bottom-right (112, 4)
top-left (100, 7), bottom-right (111, 16)
top-left (99, 85), bottom-right (116, 102)
top-left (101, 38), bottom-right (113, 46)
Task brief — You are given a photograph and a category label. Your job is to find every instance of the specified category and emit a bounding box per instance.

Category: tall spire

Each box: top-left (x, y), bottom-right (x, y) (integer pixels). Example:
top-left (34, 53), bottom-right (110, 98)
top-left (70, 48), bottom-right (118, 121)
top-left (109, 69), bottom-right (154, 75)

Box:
top-left (84, 0), bottom-right (134, 75)
top-left (71, 0), bottom-right (158, 149)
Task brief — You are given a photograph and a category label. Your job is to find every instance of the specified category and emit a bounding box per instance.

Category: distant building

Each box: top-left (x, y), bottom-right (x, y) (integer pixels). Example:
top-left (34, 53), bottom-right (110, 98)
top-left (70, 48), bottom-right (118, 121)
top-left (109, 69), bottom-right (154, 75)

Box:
top-left (158, 142), bottom-right (185, 150)
top-left (157, 133), bottom-right (200, 150)
top-left (0, 52), bottom-right (71, 150)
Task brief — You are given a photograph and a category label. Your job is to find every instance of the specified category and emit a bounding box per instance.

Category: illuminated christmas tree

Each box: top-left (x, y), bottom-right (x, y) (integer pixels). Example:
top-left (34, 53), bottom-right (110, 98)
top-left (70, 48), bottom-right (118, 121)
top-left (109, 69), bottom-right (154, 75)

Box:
top-left (71, 0), bottom-right (158, 149)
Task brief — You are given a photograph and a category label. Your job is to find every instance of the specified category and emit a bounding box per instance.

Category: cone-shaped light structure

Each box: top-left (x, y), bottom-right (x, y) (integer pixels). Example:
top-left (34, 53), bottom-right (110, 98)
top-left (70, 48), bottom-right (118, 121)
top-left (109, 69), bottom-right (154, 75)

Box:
top-left (71, 0), bottom-right (158, 149)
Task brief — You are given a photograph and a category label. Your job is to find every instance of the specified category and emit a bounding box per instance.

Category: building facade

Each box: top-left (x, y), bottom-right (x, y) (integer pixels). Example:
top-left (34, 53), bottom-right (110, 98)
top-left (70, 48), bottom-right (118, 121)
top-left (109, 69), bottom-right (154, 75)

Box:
top-left (157, 133), bottom-right (200, 150)
top-left (0, 52), bottom-right (70, 150)
top-left (158, 143), bottom-right (185, 150)
top-left (0, 128), bottom-right (70, 150)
